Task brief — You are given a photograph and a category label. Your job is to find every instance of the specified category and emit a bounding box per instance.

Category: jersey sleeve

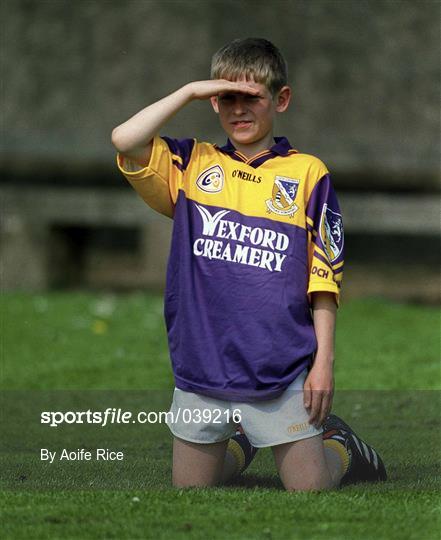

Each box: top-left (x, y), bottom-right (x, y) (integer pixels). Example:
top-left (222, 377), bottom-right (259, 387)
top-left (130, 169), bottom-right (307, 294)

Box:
top-left (305, 173), bottom-right (344, 302)
top-left (116, 136), bottom-right (195, 218)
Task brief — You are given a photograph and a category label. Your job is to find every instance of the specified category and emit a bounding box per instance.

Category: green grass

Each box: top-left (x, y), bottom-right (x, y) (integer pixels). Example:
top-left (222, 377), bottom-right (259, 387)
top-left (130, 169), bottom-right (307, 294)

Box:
top-left (1, 292), bottom-right (440, 539)
top-left (2, 489), bottom-right (439, 540)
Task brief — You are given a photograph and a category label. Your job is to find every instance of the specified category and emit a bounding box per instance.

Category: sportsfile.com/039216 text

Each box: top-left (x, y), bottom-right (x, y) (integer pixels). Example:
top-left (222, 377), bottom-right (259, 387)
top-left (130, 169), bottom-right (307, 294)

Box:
top-left (40, 408), bottom-right (243, 427)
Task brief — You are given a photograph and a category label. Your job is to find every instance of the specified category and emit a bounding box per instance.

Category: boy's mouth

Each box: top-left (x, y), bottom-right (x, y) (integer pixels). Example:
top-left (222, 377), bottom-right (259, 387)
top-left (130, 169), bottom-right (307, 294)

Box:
top-left (231, 121), bottom-right (253, 129)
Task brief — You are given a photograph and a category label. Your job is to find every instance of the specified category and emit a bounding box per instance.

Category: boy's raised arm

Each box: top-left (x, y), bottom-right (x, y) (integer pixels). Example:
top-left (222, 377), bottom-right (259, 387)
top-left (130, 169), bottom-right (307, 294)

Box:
top-left (111, 80), bottom-right (259, 167)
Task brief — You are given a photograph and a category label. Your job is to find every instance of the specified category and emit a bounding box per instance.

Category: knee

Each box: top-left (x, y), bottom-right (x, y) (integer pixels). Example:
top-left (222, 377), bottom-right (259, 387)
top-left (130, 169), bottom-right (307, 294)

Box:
top-left (282, 475), bottom-right (334, 492)
top-left (172, 473), bottom-right (220, 488)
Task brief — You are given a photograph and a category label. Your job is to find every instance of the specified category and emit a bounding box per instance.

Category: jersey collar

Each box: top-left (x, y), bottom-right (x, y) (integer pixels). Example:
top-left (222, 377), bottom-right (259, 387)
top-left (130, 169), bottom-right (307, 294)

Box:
top-left (217, 136), bottom-right (295, 168)
top-left (219, 136), bottom-right (293, 156)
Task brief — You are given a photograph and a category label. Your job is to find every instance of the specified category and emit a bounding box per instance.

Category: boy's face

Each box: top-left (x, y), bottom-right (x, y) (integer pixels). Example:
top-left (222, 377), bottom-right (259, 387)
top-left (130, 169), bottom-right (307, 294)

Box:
top-left (210, 78), bottom-right (291, 151)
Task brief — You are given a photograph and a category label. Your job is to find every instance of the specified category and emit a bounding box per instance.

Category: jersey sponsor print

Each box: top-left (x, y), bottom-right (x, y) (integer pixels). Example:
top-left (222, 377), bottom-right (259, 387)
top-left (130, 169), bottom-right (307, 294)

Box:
top-left (193, 203), bottom-right (289, 272)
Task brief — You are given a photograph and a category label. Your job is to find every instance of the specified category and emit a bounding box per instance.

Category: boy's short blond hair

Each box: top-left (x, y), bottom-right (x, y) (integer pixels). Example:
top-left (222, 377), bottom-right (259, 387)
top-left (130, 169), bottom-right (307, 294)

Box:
top-left (211, 38), bottom-right (288, 96)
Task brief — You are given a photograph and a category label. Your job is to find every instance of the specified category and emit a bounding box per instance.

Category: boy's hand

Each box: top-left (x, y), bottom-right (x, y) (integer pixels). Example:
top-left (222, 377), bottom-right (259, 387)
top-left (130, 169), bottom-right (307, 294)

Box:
top-left (306, 291), bottom-right (336, 429)
top-left (303, 362), bottom-right (334, 429)
top-left (185, 79), bottom-right (260, 101)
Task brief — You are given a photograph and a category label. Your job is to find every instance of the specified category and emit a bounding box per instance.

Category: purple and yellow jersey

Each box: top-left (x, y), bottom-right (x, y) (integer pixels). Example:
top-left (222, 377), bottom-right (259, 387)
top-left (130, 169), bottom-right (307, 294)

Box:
top-left (117, 136), bottom-right (344, 401)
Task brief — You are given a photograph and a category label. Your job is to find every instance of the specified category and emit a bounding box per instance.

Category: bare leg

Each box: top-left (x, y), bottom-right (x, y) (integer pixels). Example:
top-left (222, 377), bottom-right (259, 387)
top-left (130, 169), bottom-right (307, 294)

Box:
top-left (272, 435), bottom-right (337, 491)
top-left (221, 436), bottom-right (345, 487)
top-left (172, 437), bottom-right (228, 488)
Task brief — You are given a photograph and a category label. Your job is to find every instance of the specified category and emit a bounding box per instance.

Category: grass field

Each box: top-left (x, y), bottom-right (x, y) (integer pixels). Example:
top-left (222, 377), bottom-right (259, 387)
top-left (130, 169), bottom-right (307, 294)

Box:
top-left (1, 292), bottom-right (440, 539)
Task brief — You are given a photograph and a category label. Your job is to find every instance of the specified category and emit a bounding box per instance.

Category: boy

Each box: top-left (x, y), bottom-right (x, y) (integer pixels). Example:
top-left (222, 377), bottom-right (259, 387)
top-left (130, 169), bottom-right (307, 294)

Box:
top-left (112, 38), bottom-right (386, 490)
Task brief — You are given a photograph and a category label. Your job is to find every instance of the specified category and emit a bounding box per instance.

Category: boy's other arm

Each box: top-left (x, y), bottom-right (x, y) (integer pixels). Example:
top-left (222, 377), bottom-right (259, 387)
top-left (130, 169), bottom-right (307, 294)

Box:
top-left (304, 292), bottom-right (337, 428)
top-left (111, 80), bottom-right (259, 167)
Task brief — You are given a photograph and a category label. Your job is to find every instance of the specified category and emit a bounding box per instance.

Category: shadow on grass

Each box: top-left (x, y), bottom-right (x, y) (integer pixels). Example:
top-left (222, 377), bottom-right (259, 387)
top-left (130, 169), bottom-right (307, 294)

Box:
top-left (226, 473), bottom-right (283, 490)
top-left (223, 459), bottom-right (441, 492)
top-left (387, 463), bottom-right (441, 488)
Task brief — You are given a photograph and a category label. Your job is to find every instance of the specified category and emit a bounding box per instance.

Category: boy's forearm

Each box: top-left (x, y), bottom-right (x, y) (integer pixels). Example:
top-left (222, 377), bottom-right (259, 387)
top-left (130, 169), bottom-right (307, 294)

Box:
top-left (111, 79), bottom-right (260, 165)
top-left (111, 84), bottom-right (194, 162)
top-left (311, 292), bottom-right (337, 367)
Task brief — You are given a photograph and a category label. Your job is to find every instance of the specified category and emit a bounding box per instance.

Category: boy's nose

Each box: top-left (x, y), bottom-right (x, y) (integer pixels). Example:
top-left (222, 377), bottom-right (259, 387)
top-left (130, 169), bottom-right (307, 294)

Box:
top-left (232, 97), bottom-right (247, 115)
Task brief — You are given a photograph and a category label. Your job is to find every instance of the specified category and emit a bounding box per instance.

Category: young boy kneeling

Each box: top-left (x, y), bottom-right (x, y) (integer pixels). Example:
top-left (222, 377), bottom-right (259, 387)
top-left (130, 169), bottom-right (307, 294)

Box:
top-left (112, 38), bottom-right (386, 491)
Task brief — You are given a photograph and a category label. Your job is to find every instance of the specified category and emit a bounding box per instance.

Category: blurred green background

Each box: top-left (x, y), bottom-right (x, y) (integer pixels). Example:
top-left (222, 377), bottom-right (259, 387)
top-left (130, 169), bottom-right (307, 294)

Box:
top-left (1, 0), bottom-right (439, 302)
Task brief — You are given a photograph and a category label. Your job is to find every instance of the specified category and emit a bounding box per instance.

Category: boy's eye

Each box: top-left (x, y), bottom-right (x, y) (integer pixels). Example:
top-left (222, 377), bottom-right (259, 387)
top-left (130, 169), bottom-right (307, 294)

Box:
top-left (218, 93), bottom-right (260, 103)
top-left (219, 94), bottom-right (235, 102)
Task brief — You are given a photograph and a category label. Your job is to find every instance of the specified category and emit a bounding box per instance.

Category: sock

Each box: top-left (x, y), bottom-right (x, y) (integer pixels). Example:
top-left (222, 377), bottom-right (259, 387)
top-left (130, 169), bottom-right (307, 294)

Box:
top-left (222, 431), bottom-right (258, 482)
top-left (226, 437), bottom-right (247, 476)
top-left (323, 429), bottom-right (351, 478)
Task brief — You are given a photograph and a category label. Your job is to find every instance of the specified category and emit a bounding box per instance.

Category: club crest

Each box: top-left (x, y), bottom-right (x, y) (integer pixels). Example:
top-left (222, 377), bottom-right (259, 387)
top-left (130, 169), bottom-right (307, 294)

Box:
top-left (320, 204), bottom-right (344, 262)
top-left (266, 176), bottom-right (299, 217)
top-left (196, 165), bottom-right (224, 193)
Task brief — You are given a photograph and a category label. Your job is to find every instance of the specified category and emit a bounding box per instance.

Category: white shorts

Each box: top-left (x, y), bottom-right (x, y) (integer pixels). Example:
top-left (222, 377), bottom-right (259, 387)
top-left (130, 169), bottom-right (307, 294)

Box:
top-left (166, 369), bottom-right (322, 448)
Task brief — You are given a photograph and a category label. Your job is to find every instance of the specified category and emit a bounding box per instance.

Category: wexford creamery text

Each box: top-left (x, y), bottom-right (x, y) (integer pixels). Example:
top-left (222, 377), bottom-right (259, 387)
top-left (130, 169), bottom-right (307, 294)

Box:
top-left (193, 204), bottom-right (289, 272)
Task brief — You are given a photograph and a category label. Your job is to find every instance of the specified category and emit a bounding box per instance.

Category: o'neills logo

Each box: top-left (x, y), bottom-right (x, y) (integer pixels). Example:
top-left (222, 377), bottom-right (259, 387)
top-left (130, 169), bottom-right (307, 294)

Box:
top-left (193, 203), bottom-right (289, 272)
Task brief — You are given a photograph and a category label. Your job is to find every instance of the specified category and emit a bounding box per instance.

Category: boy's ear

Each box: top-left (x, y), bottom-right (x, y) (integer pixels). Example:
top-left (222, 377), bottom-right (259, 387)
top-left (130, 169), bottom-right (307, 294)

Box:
top-left (275, 86), bottom-right (292, 113)
top-left (210, 96), bottom-right (219, 113)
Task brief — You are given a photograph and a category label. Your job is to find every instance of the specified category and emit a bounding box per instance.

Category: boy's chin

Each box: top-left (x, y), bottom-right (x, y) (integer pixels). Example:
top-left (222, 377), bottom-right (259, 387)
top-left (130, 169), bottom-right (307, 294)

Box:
top-left (230, 133), bottom-right (260, 146)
